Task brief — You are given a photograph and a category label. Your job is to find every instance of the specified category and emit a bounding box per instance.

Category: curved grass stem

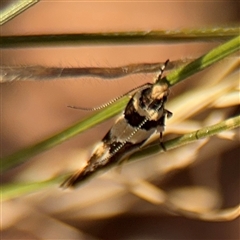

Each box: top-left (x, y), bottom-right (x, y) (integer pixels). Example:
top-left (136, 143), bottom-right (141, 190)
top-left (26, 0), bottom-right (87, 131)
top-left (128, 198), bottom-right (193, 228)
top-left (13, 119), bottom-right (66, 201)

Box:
top-left (1, 115), bottom-right (239, 200)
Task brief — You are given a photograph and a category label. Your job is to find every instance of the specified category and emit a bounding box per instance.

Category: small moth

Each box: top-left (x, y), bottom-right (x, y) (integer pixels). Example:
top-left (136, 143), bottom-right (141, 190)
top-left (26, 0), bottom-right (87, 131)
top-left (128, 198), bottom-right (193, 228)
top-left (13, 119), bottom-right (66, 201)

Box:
top-left (61, 60), bottom-right (172, 188)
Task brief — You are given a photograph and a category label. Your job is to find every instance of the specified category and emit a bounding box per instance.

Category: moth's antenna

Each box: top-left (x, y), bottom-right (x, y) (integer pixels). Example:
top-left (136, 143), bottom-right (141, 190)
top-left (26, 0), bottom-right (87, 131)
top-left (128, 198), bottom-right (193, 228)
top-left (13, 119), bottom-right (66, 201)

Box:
top-left (154, 59), bottom-right (169, 83)
top-left (67, 82), bottom-right (152, 111)
top-left (68, 60), bottom-right (169, 111)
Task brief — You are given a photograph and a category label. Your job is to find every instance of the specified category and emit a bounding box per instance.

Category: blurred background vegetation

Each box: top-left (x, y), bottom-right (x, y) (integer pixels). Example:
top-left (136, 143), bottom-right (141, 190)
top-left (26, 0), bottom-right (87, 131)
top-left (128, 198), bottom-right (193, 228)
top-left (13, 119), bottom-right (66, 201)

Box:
top-left (1, 1), bottom-right (239, 239)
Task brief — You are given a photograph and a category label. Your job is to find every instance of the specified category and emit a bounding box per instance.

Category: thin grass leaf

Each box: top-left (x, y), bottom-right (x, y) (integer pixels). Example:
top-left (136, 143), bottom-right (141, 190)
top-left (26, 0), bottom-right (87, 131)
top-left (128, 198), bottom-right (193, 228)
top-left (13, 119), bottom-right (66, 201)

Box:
top-left (1, 28), bottom-right (239, 48)
top-left (0, 0), bottom-right (39, 25)
top-left (0, 175), bottom-right (65, 202)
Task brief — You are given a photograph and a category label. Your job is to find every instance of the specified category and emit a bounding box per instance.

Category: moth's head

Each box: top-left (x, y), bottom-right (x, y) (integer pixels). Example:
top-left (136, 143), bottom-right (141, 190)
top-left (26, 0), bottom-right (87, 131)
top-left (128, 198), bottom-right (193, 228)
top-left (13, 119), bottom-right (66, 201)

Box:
top-left (150, 82), bottom-right (169, 101)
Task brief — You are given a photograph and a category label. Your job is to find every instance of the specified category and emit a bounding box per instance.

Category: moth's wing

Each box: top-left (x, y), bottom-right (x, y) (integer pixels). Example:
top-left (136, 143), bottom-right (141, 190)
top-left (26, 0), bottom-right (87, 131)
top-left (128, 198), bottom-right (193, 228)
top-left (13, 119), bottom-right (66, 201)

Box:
top-left (60, 142), bottom-right (110, 188)
top-left (61, 139), bottom-right (146, 188)
top-left (60, 169), bottom-right (84, 188)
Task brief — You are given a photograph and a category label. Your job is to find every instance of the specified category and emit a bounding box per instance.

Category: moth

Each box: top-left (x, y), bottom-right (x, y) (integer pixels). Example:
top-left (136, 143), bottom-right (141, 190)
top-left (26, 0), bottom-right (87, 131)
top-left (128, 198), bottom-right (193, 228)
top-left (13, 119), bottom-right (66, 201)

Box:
top-left (61, 60), bottom-right (172, 188)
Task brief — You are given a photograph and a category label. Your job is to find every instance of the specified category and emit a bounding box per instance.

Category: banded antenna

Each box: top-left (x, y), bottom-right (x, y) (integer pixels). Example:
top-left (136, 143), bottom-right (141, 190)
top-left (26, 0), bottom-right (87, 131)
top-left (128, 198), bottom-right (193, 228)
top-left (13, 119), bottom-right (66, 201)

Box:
top-left (68, 61), bottom-right (169, 111)
top-left (67, 82), bottom-right (152, 111)
top-left (155, 59), bottom-right (169, 83)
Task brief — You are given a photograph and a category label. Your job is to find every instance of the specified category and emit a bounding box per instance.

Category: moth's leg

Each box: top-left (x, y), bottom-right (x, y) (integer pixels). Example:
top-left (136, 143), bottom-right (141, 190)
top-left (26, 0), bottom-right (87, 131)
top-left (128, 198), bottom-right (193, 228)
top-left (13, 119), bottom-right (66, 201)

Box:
top-left (139, 133), bottom-right (156, 149)
top-left (157, 111), bottom-right (170, 151)
top-left (138, 130), bottom-right (166, 151)
top-left (159, 131), bottom-right (167, 152)
top-left (165, 109), bottom-right (173, 118)
top-left (159, 110), bottom-right (172, 151)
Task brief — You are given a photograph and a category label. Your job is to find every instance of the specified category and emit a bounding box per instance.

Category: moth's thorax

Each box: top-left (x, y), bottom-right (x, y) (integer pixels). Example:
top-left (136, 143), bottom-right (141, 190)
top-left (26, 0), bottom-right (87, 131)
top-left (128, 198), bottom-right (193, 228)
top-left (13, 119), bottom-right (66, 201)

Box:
top-left (132, 83), bottom-right (168, 121)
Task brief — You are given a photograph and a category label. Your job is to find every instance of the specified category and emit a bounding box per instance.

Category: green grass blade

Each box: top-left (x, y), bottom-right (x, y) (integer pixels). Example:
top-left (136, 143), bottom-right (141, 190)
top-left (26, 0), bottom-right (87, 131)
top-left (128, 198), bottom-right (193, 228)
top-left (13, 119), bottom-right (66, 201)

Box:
top-left (165, 35), bottom-right (240, 86)
top-left (1, 28), bottom-right (239, 48)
